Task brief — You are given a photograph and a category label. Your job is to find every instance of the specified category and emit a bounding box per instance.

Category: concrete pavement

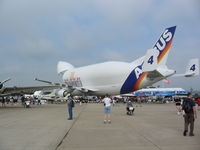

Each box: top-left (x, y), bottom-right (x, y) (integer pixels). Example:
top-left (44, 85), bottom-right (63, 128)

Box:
top-left (0, 103), bottom-right (200, 150)
top-left (0, 103), bottom-right (85, 150)
top-left (57, 103), bottom-right (200, 150)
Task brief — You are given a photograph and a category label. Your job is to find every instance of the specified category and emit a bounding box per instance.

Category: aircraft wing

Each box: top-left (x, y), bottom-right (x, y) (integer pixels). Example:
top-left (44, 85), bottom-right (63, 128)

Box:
top-left (75, 87), bottom-right (99, 93)
top-left (1, 85), bottom-right (60, 96)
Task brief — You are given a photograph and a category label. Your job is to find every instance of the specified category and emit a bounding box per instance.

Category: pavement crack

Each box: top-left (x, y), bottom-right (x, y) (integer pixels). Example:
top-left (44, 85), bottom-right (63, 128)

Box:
top-left (55, 104), bottom-right (87, 150)
top-left (139, 134), bottom-right (162, 150)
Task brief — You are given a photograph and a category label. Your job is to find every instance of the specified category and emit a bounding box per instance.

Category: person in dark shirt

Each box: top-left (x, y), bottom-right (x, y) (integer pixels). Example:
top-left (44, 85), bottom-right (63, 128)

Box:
top-left (67, 96), bottom-right (74, 120)
top-left (1, 97), bottom-right (6, 107)
top-left (182, 93), bottom-right (197, 136)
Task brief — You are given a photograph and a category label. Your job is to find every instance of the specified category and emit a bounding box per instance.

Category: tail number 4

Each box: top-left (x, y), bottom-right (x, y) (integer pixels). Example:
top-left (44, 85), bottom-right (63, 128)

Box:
top-left (190, 64), bottom-right (196, 71)
top-left (148, 56), bottom-right (154, 65)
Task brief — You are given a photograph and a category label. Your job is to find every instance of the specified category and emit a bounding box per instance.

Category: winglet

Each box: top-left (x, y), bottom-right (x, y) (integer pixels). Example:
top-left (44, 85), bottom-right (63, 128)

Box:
top-left (184, 58), bottom-right (199, 77)
top-left (173, 58), bottom-right (199, 77)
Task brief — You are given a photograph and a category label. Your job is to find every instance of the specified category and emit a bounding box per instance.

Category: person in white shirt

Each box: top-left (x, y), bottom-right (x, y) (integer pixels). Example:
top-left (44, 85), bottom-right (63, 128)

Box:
top-left (102, 94), bottom-right (112, 123)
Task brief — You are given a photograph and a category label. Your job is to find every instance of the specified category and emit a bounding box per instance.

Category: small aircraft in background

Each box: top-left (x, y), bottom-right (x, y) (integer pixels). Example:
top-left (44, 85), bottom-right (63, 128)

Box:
top-left (0, 78), bottom-right (59, 97)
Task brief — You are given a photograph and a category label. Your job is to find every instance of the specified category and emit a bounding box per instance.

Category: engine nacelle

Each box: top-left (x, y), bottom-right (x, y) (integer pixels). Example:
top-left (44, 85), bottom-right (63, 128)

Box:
top-left (33, 91), bottom-right (43, 99)
top-left (55, 89), bottom-right (69, 97)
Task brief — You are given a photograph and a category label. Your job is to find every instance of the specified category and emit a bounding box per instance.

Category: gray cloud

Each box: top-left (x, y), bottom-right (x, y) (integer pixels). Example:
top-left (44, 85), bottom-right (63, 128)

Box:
top-left (64, 29), bottom-right (96, 52)
top-left (102, 48), bottom-right (125, 61)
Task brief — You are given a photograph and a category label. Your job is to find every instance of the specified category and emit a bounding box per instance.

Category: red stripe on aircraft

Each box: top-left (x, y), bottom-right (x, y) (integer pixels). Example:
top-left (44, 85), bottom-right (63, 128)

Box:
top-left (134, 40), bottom-right (173, 91)
top-left (134, 72), bottom-right (147, 91)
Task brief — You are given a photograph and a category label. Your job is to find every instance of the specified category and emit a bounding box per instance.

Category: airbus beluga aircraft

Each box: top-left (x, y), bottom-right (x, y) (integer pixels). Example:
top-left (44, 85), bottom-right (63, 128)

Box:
top-left (55, 26), bottom-right (177, 97)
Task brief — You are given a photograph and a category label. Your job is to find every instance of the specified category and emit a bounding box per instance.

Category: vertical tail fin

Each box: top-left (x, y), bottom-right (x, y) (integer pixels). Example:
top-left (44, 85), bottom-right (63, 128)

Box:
top-left (153, 26), bottom-right (176, 65)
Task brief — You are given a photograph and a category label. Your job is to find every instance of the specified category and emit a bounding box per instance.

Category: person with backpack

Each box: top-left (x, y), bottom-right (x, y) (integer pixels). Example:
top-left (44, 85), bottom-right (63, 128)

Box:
top-left (67, 96), bottom-right (75, 120)
top-left (182, 93), bottom-right (197, 136)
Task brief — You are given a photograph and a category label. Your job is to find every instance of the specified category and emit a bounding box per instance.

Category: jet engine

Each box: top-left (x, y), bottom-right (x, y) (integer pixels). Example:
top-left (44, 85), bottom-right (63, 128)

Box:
top-left (55, 89), bottom-right (70, 97)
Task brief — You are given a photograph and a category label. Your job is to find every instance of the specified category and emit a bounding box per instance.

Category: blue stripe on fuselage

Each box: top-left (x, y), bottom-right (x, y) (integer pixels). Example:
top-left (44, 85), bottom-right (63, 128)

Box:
top-left (120, 64), bottom-right (143, 94)
top-left (120, 26), bottom-right (176, 94)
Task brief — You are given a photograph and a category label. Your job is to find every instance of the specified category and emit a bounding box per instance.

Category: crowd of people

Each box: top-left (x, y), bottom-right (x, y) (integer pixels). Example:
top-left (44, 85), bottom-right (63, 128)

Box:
top-left (0, 95), bottom-right (42, 107)
top-left (1, 92), bottom-right (200, 136)
top-left (66, 93), bottom-right (199, 137)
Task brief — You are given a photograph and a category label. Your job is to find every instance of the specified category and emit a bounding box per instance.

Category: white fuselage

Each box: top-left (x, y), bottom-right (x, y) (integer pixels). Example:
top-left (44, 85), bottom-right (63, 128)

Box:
top-left (62, 59), bottom-right (162, 96)
top-left (59, 26), bottom-right (177, 96)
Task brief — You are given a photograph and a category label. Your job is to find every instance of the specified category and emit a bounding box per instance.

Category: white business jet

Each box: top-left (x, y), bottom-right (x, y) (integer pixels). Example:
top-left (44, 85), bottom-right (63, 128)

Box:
top-left (54, 26), bottom-right (177, 96)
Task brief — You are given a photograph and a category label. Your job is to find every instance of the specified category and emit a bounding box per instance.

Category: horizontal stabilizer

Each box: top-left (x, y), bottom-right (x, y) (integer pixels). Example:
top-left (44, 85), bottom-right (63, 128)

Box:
top-left (156, 67), bottom-right (176, 77)
top-left (147, 66), bottom-right (176, 79)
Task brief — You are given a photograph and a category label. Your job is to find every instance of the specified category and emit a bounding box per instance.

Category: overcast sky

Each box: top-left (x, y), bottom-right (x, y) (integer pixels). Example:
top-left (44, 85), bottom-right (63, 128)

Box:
top-left (0, 0), bottom-right (200, 91)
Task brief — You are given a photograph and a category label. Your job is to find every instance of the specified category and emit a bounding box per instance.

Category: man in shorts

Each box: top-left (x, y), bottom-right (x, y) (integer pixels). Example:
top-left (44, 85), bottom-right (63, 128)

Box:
top-left (102, 94), bottom-right (112, 124)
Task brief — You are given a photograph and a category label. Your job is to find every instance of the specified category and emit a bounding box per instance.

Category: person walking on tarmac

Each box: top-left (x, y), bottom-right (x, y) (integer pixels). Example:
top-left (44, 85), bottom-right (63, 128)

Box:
top-left (182, 93), bottom-right (197, 136)
top-left (67, 96), bottom-right (75, 120)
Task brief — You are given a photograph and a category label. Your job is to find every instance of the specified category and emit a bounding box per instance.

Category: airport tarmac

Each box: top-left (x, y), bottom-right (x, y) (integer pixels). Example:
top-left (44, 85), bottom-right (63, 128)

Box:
top-left (0, 103), bottom-right (200, 150)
